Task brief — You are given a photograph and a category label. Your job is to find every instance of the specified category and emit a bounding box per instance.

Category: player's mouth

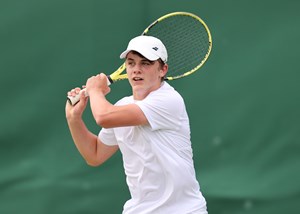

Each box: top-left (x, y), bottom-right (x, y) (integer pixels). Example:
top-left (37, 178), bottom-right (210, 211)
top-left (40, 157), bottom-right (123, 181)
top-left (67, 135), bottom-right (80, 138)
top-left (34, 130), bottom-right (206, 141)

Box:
top-left (133, 77), bottom-right (144, 81)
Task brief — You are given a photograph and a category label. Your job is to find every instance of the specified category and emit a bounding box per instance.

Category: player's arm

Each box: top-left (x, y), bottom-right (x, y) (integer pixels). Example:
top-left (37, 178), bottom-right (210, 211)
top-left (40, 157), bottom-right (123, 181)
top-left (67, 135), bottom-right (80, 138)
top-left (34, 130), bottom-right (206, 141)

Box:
top-left (92, 100), bottom-right (147, 128)
top-left (86, 74), bottom-right (148, 128)
top-left (66, 89), bottom-right (119, 166)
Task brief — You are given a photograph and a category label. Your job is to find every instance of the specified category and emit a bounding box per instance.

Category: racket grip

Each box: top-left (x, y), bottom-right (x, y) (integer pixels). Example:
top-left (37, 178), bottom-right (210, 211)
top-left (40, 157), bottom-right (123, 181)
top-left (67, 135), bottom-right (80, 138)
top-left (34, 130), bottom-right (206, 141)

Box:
top-left (67, 77), bottom-right (112, 106)
top-left (67, 88), bottom-right (88, 106)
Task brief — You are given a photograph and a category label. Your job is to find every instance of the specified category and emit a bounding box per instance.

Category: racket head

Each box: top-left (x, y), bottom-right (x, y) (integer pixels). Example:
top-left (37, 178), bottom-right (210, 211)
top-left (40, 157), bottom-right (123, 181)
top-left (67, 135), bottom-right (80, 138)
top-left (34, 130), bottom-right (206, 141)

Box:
top-left (109, 12), bottom-right (212, 83)
top-left (142, 12), bottom-right (212, 81)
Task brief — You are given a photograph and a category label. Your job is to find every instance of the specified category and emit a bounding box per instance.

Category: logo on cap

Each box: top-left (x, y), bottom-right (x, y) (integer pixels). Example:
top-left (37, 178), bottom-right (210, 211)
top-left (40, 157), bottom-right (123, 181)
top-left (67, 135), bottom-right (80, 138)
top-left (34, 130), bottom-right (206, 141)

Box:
top-left (152, 47), bottom-right (158, 51)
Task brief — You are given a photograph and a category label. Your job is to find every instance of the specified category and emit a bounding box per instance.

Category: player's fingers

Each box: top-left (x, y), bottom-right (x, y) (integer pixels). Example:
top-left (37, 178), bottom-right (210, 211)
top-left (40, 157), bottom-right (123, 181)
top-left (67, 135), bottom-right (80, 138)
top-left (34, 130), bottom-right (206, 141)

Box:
top-left (78, 91), bottom-right (88, 106)
top-left (75, 87), bottom-right (81, 93)
top-left (67, 87), bottom-right (82, 97)
top-left (99, 73), bottom-right (108, 85)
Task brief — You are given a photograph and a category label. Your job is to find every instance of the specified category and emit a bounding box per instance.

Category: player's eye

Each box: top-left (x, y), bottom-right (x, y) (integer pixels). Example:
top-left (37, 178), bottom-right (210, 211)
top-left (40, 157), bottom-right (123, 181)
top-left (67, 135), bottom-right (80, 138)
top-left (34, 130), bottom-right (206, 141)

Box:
top-left (142, 61), bottom-right (150, 65)
top-left (127, 61), bottom-right (134, 66)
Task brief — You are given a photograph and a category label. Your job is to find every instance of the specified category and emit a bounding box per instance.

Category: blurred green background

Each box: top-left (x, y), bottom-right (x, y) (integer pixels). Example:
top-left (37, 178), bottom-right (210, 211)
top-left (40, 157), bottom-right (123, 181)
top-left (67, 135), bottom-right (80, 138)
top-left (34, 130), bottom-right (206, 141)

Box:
top-left (1, 0), bottom-right (299, 213)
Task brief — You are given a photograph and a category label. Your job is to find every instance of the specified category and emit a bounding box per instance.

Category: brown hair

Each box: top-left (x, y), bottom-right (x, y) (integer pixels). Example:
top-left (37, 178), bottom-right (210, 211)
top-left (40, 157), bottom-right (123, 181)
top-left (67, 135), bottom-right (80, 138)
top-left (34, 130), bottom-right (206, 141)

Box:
top-left (129, 51), bottom-right (165, 69)
top-left (128, 51), bottom-right (166, 81)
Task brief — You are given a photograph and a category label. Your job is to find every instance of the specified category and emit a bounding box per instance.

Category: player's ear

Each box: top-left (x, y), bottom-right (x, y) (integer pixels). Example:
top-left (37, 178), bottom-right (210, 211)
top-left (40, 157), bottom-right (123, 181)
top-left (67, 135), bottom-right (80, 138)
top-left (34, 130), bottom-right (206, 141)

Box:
top-left (160, 63), bottom-right (168, 78)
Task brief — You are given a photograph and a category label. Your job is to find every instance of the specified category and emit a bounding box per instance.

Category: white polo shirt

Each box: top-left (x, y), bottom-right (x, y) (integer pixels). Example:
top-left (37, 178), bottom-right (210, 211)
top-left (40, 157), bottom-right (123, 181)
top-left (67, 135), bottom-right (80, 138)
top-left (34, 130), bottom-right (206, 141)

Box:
top-left (99, 82), bottom-right (207, 214)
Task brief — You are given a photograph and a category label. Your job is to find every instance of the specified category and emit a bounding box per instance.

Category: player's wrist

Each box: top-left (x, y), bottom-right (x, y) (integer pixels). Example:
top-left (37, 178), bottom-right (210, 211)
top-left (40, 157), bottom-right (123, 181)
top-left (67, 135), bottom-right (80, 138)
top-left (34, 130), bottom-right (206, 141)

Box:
top-left (88, 88), bottom-right (106, 97)
top-left (66, 113), bottom-right (83, 123)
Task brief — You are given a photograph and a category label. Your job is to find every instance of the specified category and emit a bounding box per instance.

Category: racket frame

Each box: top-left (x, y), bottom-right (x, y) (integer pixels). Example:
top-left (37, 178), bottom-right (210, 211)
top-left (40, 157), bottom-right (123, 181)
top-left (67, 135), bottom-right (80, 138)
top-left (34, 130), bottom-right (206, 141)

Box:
top-left (108, 11), bottom-right (212, 83)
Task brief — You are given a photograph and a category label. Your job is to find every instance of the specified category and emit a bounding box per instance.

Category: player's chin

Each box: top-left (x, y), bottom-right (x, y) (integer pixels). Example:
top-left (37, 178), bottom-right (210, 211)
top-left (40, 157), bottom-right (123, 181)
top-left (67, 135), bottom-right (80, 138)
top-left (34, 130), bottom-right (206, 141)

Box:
top-left (130, 79), bottom-right (144, 87)
top-left (131, 84), bottom-right (144, 91)
top-left (131, 82), bottom-right (148, 92)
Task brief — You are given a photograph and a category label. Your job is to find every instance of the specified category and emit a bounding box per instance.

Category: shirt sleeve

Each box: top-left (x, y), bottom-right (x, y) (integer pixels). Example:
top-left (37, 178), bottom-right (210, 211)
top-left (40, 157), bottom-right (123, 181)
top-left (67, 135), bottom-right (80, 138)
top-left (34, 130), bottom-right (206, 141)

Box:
top-left (97, 96), bottom-right (132, 146)
top-left (136, 88), bottom-right (185, 131)
top-left (98, 128), bottom-right (118, 146)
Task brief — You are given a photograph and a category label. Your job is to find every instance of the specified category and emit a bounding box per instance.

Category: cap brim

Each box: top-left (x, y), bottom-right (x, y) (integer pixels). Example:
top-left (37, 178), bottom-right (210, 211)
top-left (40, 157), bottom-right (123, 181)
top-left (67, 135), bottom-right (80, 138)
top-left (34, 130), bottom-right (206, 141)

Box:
top-left (120, 49), bottom-right (160, 61)
top-left (120, 50), bottom-right (130, 59)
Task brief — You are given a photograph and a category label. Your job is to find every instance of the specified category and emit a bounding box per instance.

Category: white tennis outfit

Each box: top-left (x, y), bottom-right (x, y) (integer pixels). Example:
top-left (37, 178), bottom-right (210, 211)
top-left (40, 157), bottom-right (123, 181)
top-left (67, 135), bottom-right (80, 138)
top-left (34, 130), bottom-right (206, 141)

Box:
top-left (99, 82), bottom-right (207, 214)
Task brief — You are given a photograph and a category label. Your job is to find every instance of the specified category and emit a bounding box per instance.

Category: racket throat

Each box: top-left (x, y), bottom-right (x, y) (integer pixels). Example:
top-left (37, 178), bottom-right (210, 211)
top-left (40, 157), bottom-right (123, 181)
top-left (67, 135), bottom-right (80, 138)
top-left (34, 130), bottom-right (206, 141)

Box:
top-left (107, 75), bottom-right (114, 84)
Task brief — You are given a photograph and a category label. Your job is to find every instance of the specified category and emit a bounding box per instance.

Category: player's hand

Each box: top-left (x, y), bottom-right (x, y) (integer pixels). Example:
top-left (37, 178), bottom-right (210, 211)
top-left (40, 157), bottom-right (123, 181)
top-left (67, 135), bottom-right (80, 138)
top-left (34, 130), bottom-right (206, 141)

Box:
top-left (65, 87), bottom-right (88, 119)
top-left (86, 73), bottom-right (111, 96)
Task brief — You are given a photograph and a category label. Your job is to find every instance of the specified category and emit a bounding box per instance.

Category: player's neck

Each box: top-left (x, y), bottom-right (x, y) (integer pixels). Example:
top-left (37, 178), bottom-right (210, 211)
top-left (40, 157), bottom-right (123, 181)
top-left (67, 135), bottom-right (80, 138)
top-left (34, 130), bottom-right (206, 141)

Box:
top-left (133, 90), bottom-right (150, 100)
top-left (132, 82), bottom-right (163, 100)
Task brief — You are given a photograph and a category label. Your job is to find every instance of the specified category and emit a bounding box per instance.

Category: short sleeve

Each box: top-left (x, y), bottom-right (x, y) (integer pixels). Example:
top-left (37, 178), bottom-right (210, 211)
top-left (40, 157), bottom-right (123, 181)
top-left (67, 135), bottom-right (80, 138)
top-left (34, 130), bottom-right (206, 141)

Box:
top-left (98, 95), bottom-right (134, 146)
top-left (135, 87), bottom-right (185, 131)
top-left (98, 128), bottom-right (118, 146)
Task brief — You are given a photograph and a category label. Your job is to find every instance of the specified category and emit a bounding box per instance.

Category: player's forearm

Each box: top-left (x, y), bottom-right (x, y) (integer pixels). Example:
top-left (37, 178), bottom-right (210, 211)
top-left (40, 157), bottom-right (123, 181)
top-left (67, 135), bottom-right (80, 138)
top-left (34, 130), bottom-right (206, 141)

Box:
top-left (88, 90), bottom-right (115, 127)
top-left (66, 117), bottom-right (99, 165)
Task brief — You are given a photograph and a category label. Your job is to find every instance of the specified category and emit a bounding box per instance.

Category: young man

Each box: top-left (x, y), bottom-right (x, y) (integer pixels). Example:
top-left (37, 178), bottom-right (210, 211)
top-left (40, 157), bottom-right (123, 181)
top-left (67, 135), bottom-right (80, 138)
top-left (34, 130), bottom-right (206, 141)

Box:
top-left (65, 35), bottom-right (208, 214)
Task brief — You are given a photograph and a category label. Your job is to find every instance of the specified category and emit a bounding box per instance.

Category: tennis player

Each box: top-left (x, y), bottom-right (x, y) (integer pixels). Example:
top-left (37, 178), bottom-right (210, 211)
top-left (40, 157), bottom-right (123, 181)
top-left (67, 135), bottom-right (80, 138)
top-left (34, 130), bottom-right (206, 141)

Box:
top-left (65, 35), bottom-right (208, 214)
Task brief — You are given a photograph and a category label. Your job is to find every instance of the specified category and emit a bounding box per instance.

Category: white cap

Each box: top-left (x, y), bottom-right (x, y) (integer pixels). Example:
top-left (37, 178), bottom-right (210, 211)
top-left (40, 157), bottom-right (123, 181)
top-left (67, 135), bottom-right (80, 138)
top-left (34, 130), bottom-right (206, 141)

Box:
top-left (120, 35), bottom-right (168, 62)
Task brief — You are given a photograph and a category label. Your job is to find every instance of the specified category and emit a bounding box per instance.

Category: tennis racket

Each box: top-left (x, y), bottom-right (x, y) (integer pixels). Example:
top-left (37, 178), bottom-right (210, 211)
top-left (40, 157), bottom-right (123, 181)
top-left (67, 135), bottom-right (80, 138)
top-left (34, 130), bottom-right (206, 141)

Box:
top-left (67, 11), bottom-right (212, 105)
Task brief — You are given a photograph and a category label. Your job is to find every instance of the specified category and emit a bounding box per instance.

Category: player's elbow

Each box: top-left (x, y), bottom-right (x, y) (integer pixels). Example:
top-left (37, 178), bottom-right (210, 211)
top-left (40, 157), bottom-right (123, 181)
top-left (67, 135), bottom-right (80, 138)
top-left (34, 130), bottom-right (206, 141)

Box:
top-left (85, 155), bottom-right (104, 167)
top-left (86, 161), bottom-right (98, 167)
top-left (95, 115), bottom-right (111, 128)
top-left (86, 159), bottom-right (103, 167)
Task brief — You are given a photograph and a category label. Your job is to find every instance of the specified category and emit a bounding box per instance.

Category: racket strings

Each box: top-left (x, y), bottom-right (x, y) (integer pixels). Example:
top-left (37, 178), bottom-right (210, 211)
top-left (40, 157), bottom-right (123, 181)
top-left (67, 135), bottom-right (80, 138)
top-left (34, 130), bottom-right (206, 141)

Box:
top-left (145, 15), bottom-right (210, 79)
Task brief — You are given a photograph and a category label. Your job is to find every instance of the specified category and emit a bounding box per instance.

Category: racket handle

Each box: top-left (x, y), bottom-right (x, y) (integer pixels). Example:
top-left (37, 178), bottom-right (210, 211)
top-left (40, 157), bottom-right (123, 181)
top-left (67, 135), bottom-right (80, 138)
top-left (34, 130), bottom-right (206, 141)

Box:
top-left (67, 88), bottom-right (88, 106)
top-left (67, 77), bottom-right (112, 106)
